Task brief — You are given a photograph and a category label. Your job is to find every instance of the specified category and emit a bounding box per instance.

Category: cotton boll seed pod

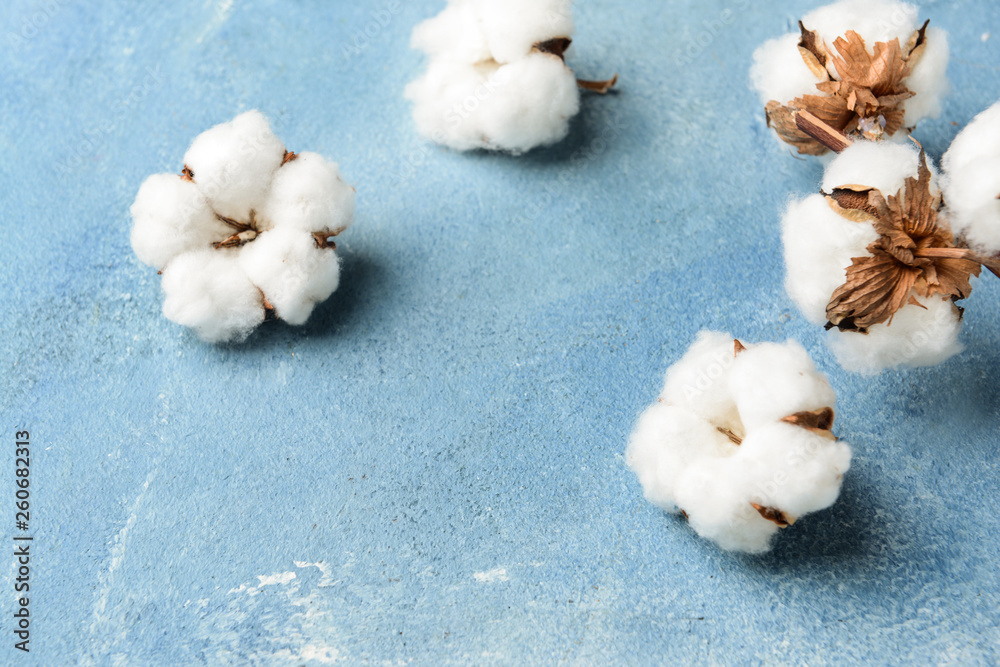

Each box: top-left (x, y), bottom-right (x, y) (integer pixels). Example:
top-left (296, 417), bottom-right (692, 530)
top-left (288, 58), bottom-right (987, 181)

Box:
top-left (626, 332), bottom-right (850, 554)
top-left (131, 110), bottom-right (355, 343)
top-left (942, 101), bottom-right (1000, 253)
top-left (751, 0), bottom-right (949, 155)
top-left (781, 137), bottom-right (1000, 372)
top-left (406, 0), bottom-right (616, 154)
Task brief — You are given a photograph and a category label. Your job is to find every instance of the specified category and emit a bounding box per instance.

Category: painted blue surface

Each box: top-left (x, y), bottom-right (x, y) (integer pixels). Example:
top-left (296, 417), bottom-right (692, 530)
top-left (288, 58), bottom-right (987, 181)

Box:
top-left (1, 0), bottom-right (999, 664)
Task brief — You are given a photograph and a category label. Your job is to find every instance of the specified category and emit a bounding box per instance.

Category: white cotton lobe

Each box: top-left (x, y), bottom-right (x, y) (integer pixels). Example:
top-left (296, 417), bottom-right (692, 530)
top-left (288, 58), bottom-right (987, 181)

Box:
top-left (264, 152), bottom-right (356, 235)
top-left (406, 0), bottom-right (583, 154)
top-left (750, 32), bottom-right (824, 107)
top-left (627, 332), bottom-right (851, 554)
top-left (802, 0), bottom-right (918, 47)
top-left (942, 101), bottom-right (1000, 252)
top-left (130, 174), bottom-right (232, 270)
top-left (240, 228), bottom-right (341, 326)
top-left (729, 341), bottom-right (837, 432)
top-left (821, 141), bottom-right (934, 198)
top-left (131, 110), bottom-right (355, 343)
top-left (161, 249), bottom-right (264, 344)
top-left (827, 296), bottom-right (963, 374)
top-left (182, 110), bottom-right (285, 221)
top-left (478, 0), bottom-right (574, 63)
top-left (782, 194), bottom-right (881, 324)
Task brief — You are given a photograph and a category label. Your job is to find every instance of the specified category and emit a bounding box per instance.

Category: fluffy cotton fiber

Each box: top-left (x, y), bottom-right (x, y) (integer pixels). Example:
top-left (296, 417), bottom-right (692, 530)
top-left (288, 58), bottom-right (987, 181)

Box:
top-left (781, 141), bottom-right (966, 373)
top-left (942, 101), bottom-right (1000, 253)
top-left (130, 111), bottom-right (355, 343)
top-left (626, 331), bottom-right (851, 554)
top-left (405, 0), bottom-right (584, 154)
top-left (751, 0), bottom-right (949, 152)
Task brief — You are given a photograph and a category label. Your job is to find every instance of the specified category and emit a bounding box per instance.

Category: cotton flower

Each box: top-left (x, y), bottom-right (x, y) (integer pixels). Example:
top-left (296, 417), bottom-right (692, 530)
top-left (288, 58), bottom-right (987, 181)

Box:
top-left (782, 140), bottom-right (1000, 373)
top-left (405, 0), bottom-right (616, 154)
top-left (626, 331), bottom-right (852, 554)
top-left (751, 0), bottom-right (949, 155)
top-left (942, 100), bottom-right (1000, 254)
top-left (130, 111), bottom-right (355, 343)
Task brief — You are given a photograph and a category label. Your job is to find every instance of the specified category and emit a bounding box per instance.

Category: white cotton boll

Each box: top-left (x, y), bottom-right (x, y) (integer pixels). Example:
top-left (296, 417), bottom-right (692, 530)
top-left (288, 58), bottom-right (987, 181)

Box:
top-left (750, 33), bottom-right (826, 107)
top-left (478, 0), bottom-right (575, 63)
top-left (410, 0), bottom-right (491, 64)
top-left (942, 102), bottom-right (1000, 252)
top-left (901, 27), bottom-right (949, 127)
top-left (626, 403), bottom-right (736, 513)
top-left (130, 174), bottom-right (232, 270)
top-left (478, 53), bottom-right (579, 154)
top-left (674, 458), bottom-right (779, 554)
top-left (782, 194), bottom-right (881, 323)
top-left (161, 249), bottom-right (264, 343)
top-left (739, 424), bottom-right (852, 520)
top-left (730, 342), bottom-right (837, 432)
top-left (240, 228), bottom-right (340, 326)
top-left (628, 331), bottom-right (850, 553)
top-left (182, 110), bottom-right (285, 221)
top-left (828, 295), bottom-right (963, 373)
top-left (659, 330), bottom-right (739, 426)
top-left (264, 152), bottom-right (355, 235)
top-left (821, 141), bottom-right (932, 198)
top-left (802, 0), bottom-right (918, 48)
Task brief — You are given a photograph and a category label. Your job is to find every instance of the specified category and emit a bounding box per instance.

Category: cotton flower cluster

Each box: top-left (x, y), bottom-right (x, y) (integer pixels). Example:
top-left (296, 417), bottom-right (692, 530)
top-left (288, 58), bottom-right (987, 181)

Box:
top-left (626, 331), bottom-right (852, 554)
top-left (782, 138), bottom-right (1000, 373)
top-left (751, 0), bottom-right (949, 155)
top-left (942, 101), bottom-right (1000, 254)
top-left (405, 0), bottom-right (614, 154)
top-left (130, 111), bottom-right (355, 343)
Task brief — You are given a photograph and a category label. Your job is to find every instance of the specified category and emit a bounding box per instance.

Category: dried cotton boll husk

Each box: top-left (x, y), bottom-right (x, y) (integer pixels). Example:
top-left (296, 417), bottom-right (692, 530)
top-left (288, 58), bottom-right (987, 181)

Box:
top-left (626, 331), bottom-right (851, 554)
top-left (406, 0), bottom-right (614, 154)
top-left (130, 111), bottom-right (354, 343)
top-left (942, 101), bottom-right (1000, 253)
top-left (781, 140), bottom-right (1000, 373)
top-left (751, 0), bottom-right (948, 155)
top-left (161, 249), bottom-right (265, 344)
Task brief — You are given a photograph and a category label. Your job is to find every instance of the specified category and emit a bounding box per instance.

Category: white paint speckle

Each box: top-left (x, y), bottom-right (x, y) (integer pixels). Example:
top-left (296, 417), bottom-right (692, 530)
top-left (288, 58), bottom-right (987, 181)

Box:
top-left (258, 571), bottom-right (297, 587)
top-left (983, 32), bottom-right (991, 42)
top-left (473, 568), bottom-right (509, 583)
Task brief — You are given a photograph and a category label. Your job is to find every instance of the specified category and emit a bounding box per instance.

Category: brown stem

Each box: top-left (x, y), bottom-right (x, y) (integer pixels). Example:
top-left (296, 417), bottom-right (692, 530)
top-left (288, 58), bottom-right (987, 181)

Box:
top-left (915, 247), bottom-right (1000, 279)
top-left (795, 111), bottom-right (853, 154)
top-left (577, 75), bottom-right (618, 94)
top-left (215, 212), bottom-right (252, 233)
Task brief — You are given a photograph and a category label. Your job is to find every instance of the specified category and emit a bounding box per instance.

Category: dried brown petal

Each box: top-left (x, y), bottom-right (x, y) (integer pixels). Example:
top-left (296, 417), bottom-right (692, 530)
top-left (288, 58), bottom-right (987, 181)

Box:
top-left (827, 187), bottom-right (880, 221)
top-left (181, 165), bottom-right (195, 182)
top-left (734, 339), bottom-right (747, 356)
top-left (534, 37), bottom-right (572, 60)
top-left (716, 427), bottom-right (743, 446)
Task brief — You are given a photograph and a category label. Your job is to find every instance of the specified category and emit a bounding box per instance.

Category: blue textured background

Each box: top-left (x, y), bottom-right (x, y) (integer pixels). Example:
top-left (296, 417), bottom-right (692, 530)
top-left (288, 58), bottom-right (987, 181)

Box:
top-left (2, 0), bottom-right (999, 664)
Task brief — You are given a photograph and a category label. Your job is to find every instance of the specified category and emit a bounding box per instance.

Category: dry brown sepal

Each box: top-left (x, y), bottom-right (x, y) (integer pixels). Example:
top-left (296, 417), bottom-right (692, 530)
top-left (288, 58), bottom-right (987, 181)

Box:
top-left (765, 21), bottom-right (930, 155)
top-left (532, 37), bottom-right (618, 95)
top-left (823, 150), bottom-right (1000, 333)
top-left (751, 503), bottom-right (795, 527)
